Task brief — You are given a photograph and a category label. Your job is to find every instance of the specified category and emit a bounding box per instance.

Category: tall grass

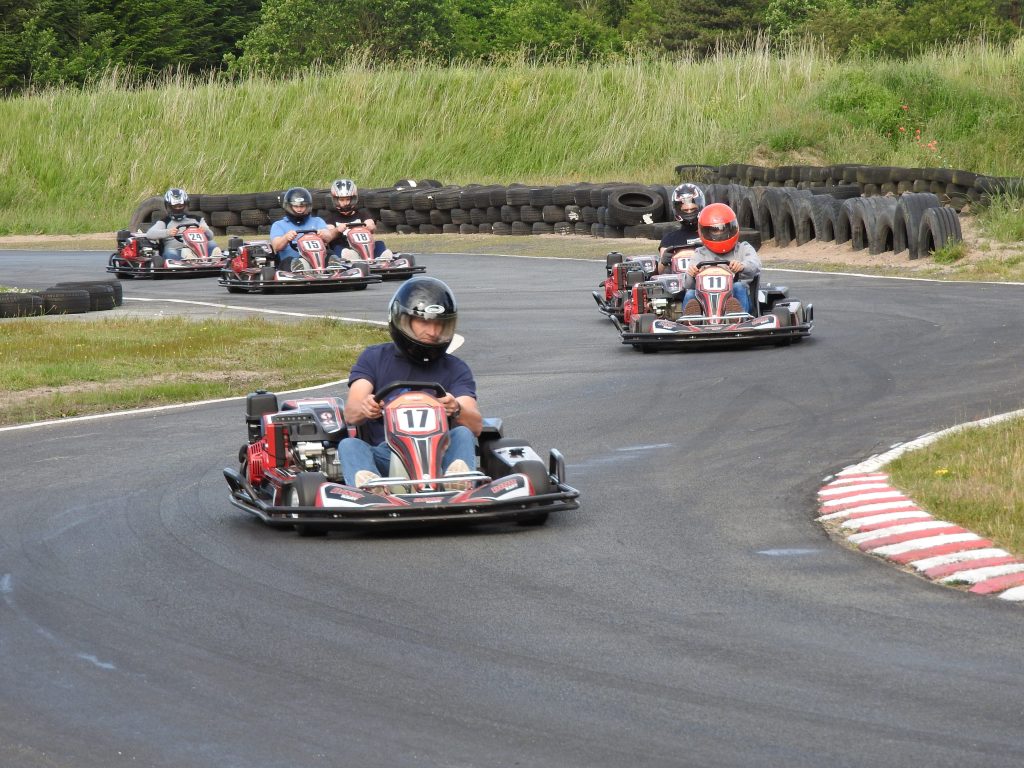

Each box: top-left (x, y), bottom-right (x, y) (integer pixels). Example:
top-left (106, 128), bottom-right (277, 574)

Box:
top-left (2, 39), bottom-right (1023, 234)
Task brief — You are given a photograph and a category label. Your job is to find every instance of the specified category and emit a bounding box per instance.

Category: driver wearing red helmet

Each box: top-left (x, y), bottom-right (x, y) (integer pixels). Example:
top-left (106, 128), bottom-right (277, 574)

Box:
top-left (681, 203), bottom-right (761, 314)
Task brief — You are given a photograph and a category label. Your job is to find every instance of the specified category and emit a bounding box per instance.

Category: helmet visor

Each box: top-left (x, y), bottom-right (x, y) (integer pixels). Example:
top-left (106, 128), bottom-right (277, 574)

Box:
top-left (700, 219), bottom-right (739, 242)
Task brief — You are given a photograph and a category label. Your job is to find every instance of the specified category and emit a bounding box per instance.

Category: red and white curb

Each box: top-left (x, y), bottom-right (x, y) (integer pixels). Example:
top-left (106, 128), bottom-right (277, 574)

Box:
top-left (817, 408), bottom-right (1024, 603)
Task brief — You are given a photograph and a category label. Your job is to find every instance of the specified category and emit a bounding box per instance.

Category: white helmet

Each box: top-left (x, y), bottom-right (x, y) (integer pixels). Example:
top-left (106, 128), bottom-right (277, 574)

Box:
top-left (330, 179), bottom-right (358, 212)
top-left (164, 188), bottom-right (189, 220)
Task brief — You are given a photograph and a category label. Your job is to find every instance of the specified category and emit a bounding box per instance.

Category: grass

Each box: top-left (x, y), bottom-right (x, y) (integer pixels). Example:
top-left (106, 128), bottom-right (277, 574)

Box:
top-left (3, 39), bottom-right (1024, 235)
top-left (888, 417), bottom-right (1024, 559)
top-left (0, 315), bottom-right (389, 426)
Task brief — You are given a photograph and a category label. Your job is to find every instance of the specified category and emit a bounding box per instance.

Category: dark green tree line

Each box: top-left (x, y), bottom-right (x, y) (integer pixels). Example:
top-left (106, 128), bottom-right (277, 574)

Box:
top-left (0, 0), bottom-right (1020, 93)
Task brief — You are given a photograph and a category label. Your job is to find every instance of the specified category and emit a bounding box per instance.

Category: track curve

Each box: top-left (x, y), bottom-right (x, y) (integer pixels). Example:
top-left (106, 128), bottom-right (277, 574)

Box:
top-left (2, 250), bottom-right (1024, 768)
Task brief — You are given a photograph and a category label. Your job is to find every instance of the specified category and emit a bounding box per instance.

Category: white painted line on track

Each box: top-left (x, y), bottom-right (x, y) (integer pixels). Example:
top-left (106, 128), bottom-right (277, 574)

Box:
top-left (939, 563), bottom-right (1024, 584)
top-left (123, 296), bottom-right (388, 325)
top-left (817, 499), bottom-right (920, 521)
top-left (841, 511), bottom-right (935, 530)
top-left (909, 548), bottom-right (1012, 572)
top-left (868, 533), bottom-right (984, 557)
top-left (2, 298), bottom-right (467, 432)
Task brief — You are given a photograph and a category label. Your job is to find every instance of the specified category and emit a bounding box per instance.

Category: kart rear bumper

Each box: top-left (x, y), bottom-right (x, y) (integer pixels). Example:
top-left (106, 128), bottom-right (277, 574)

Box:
top-left (218, 273), bottom-right (382, 291)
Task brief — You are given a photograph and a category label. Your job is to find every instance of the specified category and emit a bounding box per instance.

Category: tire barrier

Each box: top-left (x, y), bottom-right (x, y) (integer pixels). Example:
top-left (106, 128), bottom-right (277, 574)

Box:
top-left (127, 169), bottom-right (975, 258)
top-left (676, 163), bottom-right (1023, 213)
top-left (0, 280), bottom-right (122, 319)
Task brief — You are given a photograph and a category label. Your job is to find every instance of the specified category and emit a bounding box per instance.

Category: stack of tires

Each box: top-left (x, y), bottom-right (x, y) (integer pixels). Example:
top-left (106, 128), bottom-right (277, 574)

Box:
top-left (677, 163), bottom-right (1023, 213)
top-left (0, 280), bottom-right (123, 319)
top-left (127, 168), bottom-right (973, 257)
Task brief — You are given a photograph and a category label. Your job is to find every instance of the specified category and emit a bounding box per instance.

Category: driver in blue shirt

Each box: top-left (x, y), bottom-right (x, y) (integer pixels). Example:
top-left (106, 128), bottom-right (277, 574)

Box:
top-left (268, 187), bottom-right (337, 270)
top-left (340, 277), bottom-right (482, 494)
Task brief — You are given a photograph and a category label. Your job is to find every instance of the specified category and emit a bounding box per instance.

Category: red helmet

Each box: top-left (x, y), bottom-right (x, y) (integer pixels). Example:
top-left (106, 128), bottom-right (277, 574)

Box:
top-left (698, 203), bottom-right (739, 255)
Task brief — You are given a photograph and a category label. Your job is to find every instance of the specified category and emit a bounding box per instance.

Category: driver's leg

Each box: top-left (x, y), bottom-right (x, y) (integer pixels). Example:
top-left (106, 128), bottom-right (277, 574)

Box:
top-left (731, 282), bottom-right (752, 313)
top-left (442, 426), bottom-right (477, 473)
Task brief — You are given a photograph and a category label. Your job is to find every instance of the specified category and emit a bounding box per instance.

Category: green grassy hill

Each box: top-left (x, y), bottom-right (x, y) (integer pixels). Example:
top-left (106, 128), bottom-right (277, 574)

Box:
top-left (2, 39), bottom-right (1023, 235)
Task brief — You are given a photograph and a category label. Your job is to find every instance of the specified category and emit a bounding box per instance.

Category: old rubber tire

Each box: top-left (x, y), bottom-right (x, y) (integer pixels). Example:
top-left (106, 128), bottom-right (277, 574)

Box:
top-left (40, 288), bottom-right (90, 315)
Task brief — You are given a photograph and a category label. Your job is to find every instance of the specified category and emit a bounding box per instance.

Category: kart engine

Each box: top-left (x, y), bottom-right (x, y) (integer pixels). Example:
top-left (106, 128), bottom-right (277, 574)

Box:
top-left (292, 441), bottom-right (343, 481)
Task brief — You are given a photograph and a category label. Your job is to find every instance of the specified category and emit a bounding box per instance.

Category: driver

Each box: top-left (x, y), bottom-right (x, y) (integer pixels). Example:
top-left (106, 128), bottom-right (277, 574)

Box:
top-left (144, 188), bottom-right (223, 262)
top-left (340, 276), bottom-right (483, 494)
top-left (656, 182), bottom-right (705, 274)
top-left (324, 178), bottom-right (394, 261)
top-left (269, 187), bottom-right (336, 271)
top-left (681, 203), bottom-right (761, 315)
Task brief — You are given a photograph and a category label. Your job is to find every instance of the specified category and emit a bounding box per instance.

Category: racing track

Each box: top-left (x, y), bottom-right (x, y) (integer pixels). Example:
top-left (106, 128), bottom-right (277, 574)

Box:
top-left (2, 249), bottom-right (1024, 768)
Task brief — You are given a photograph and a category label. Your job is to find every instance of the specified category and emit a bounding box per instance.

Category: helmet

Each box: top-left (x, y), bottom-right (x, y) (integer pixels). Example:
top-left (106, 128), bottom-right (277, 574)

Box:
top-left (164, 188), bottom-right (189, 220)
top-left (330, 179), bottom-right (358, 213)
top-left (281, 187), bottom-right (313, 224)
top-left (388, 276), bottom-right (458, 364)
top-left (698, 203), bottom-right (740, 255)
top-left (672, 183), bottom-right (705, 225)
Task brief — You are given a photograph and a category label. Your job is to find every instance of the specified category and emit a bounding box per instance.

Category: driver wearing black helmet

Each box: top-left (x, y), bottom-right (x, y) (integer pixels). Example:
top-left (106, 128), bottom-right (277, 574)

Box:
top-left (340, 276), bottom-right (483, 494)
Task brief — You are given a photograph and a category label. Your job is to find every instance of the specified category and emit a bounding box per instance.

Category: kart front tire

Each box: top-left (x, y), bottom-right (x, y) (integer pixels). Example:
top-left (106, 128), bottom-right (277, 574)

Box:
top-left (287, 472), bottom-right (328, 537)
top-left (512, 459), bottom-right (553, 527)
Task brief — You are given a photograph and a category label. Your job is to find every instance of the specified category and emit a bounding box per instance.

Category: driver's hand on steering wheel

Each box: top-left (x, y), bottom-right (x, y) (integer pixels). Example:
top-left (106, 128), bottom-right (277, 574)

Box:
top-left (728, 260), bottom-right (744, 274)
top-left (357, 393), bottom-right (382, 421)
top-left (438, 393), bottom-right (460, 416)
top-left (685, 263), bottom-right (699, 277)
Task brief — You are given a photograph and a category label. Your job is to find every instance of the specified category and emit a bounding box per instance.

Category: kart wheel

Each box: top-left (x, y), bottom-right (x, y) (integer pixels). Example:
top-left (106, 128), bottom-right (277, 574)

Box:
top-left (287, 472), bottom-right (327, 537)
top-left (512, 459), bottom-right (552, 496)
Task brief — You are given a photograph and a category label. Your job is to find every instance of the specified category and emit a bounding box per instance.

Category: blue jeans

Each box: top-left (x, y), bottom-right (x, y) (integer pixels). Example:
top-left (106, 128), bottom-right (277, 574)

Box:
top-left (682, 281), bottom-right (751, 313)
top-left (339, 425), bottom-right (477, 484)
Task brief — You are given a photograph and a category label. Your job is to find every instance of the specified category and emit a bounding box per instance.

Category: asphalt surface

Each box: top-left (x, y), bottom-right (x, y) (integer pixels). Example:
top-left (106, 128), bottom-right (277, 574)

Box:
top-left (2, 249), bottom-right (1024, 768)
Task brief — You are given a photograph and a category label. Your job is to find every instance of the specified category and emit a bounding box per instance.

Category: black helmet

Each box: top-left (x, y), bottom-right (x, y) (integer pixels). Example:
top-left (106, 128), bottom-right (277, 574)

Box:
top-left (164, 188), bottom-right (189, 220)
top-left (672, 183), bottom-right (706, 225)
top-left (281, 187), bottom-right (313, 224)
top-left (388, 276), bottom-right (457, 364)
top-left (330, 178), bottom-right (358, 213)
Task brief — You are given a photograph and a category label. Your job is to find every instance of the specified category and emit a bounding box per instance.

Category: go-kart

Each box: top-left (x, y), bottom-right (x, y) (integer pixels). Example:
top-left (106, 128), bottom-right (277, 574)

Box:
top-left (222, 381), bottom-right (580, 536)
top-left (616, 258), bottom-right (813, 351)
top-left (593, 243), bottom-right (699, 321)
top-left (107, 226), bottom-right (227, 278)
top-left (340, 224), bottom-right (424, 280)
top-left (218, 231), bottom-right (381, 293)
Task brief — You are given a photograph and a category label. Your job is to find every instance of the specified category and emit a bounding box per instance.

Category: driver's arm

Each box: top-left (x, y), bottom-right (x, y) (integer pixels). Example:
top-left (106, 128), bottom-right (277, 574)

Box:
top-left (450, 395), bottom-right (482, 437)
top-left (343, 378), bottom-right (381, 426)
top-left (270, 229), bottom-right (297, 253)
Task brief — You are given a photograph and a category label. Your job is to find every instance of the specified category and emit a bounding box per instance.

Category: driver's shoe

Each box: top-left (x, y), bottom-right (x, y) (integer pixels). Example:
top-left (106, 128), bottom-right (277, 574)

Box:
top-left (443, 459), bottom-right (472, 491)
top-left (355, 470), bottom-right (389, 496)
top-left (683, 299), bottom-right (702, 315)
top-left (724, 297), bottom-right (744, 314)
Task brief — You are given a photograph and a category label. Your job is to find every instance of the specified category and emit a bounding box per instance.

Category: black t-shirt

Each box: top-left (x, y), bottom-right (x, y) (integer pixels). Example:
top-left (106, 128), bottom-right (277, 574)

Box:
top-left (324, 208), bottom-right (374, 227)
top-left (659, 224), bottom-right (700, 263)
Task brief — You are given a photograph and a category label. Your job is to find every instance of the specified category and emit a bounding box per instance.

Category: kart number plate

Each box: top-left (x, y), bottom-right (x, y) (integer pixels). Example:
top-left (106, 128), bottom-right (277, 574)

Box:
top-left (396, 406), bottom-right (438, 433)
top-left (700, 274), bottom-right (728, 291)
top-left (349, 231), bottom-right (372, 244)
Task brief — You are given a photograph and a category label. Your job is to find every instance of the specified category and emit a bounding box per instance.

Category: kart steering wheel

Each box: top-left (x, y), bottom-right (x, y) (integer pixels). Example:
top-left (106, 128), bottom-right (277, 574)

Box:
top-left (374, 381), bottom-right (447, 404)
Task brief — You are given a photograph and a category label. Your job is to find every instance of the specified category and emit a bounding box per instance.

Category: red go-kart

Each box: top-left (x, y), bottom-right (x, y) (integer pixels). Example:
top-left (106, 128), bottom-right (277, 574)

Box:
top-left (342, 224), bottom-right (424, 280)
top-left (108, 226), bottom-right (227, 278)
top-left (617, 258), bottom-right (814, 351)
top-left (219, 231), bottom-right (381, 293)
top-left (223, 381), bottom-right (580, 536)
